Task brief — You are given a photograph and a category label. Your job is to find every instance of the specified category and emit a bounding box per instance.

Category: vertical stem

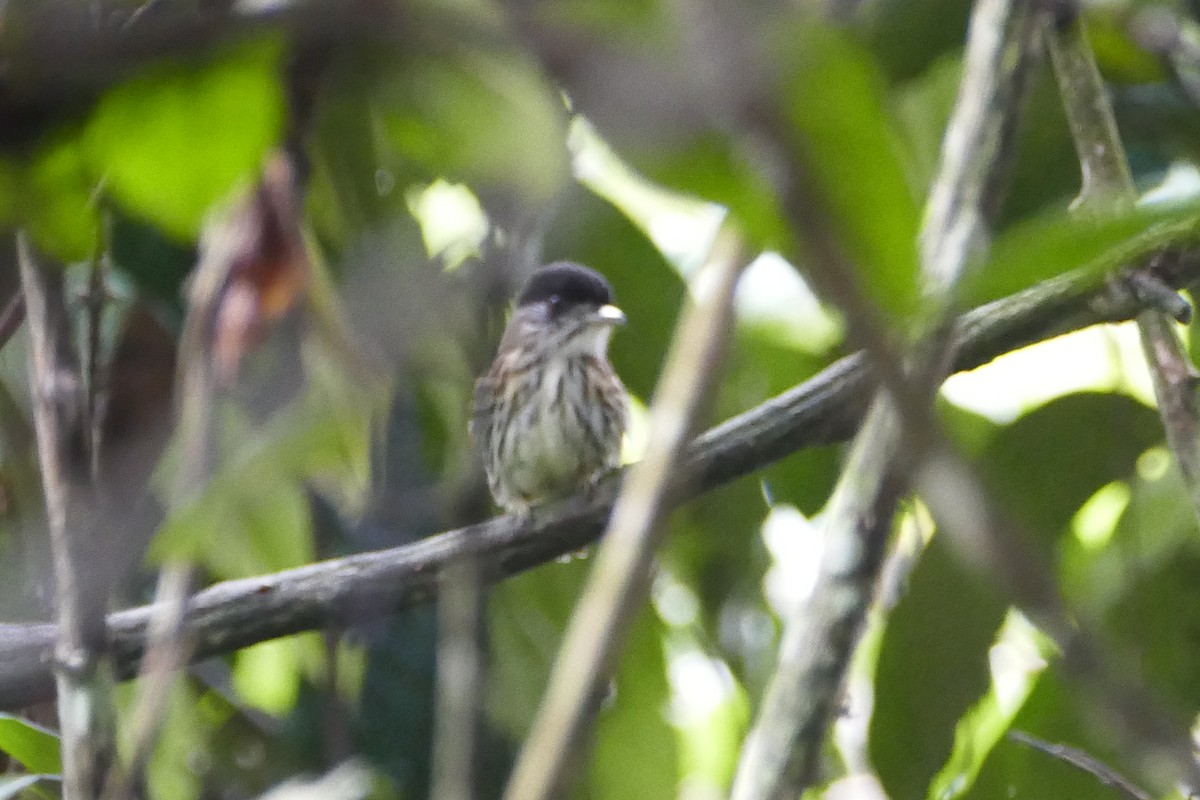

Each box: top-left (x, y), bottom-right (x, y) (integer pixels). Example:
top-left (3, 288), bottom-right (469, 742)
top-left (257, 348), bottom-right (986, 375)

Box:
top-left (431, 558), bottom-right (483, 800)
top-left (1045, 19), bottom-right (1136, 211)
top-left (17, 234), bottom-right (112, 800)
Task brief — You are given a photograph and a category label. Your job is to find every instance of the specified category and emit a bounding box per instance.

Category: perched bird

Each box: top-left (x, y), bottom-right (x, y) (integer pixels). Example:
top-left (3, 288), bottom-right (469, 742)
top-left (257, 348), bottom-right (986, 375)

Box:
top-left (472, 262), bottom-right (629, 516)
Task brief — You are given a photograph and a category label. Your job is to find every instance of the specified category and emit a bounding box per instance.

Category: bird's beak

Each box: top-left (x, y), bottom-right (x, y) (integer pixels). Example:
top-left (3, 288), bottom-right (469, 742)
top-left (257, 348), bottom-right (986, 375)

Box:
top-left (592, 304), bottom-right (626, 326)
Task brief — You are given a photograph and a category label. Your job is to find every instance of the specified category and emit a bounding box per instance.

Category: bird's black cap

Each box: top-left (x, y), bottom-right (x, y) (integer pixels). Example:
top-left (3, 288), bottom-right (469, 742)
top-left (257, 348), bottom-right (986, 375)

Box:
top-left (517, 262), bottom-right (615, 309)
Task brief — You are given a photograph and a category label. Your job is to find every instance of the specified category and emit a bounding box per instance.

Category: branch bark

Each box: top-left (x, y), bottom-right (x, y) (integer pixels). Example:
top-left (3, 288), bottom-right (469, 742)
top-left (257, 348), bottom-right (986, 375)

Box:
top-left (0, 257), bottom-right (1178, 713)
top-left (17, 235), bottom-right (114, 799)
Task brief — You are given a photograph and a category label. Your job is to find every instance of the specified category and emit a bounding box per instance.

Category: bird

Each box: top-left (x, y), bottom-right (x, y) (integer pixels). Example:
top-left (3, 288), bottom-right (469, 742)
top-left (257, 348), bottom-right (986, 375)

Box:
top-left (472, 262), bottom-right (629, 517)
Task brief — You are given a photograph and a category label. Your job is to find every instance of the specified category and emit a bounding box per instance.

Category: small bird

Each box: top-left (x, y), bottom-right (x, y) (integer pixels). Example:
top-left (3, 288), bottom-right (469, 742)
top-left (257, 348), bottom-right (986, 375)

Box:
top-left (472, 262), bottom-right (629, 516)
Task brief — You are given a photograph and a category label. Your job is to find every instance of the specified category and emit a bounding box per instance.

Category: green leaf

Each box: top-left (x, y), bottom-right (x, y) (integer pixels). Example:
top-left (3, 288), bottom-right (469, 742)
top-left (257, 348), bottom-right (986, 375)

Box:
top-left (870, 536), bottom-right (1008, 800)
top-left (488, 560), bottom-right (678, 798)
top-left (85, 38), bottom-right (286, 240)
top-left (980, 392), bottom-right (1163, 558)
top-left (1086, 8), bottom-right (1166, 85)
top-left (110, 211), bottom-right (196, 314)
top-left (22, 137), bottom-right (100, 262)
top-left (964, 198), bottom-right (1200, 308)
top-left (379, 49), bottom-right (569, 203)
top-left (927, 613), bottom-right (1052, 800)
top-left (0, 714), bottom-right (61, 774)
top-left (1085, 462), bottom-right (1200, 711)
top-left (590, 606), bottom-right (677, 800)
top-left (891, 55), bottom-right (961, 201)
top-left (645, 133), bottom-right (792, 256)
top-left (776, 23), bottom-right (923, 327)
top-left (865, 0), bottom-right (973, 82)
top-left (488, 559), bottom-right (590, 737)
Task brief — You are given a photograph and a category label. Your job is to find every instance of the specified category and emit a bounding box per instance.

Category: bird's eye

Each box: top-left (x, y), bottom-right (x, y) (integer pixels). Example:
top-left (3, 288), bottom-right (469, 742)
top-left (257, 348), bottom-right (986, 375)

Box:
top-left (548, 294), bottom-right (561, 308)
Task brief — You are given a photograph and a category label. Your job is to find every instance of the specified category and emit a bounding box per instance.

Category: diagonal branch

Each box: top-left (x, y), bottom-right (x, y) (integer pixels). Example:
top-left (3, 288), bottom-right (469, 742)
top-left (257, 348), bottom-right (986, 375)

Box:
top-left (0, 255), bottom-right (1181, 713)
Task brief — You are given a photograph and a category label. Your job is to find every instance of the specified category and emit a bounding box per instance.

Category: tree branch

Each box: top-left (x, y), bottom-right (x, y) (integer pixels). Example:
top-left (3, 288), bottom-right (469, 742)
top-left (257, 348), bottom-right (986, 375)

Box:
top-left (0, 256), bottom-right (1183, 712)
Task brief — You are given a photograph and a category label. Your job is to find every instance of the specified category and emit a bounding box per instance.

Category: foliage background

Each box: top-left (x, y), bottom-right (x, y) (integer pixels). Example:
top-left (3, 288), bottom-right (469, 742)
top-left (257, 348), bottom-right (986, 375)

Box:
top-left (2, 0), bottom-right (1200, 798)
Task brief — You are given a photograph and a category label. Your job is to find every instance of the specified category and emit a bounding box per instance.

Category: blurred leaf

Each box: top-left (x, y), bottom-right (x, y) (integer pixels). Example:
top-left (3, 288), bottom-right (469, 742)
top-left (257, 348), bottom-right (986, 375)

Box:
top-left (669, 644), bottom-right (748, 792)
top-left (355, 610), bottom-right (437, 796)
top-left (666, 478), bottom-right (771, 660)
top-left (153, 374), bottom-right (372, 572)
top-left (0, 714), bottom-right (61, 774)
top-left (871, 535), bottom-right (1008, 800)
top-left (980, 392), bottom-right (1162, 557)
top-left (995, 71), bottom-right (1079, 227)
top-left (85, 38), bottom-right (286, 240)
top-left (964, 198), bottom-right (1200, 308)
top-left (777, 23), bottom-right (922, 327)
top-left (760, 447), bottom-right (841, 518)
top-left (865, 0), bottom-right (973, 82)
top-left (110, 211), bottom-right (195, 314)
top-left (891, 55), bottom-right (961, 200)
top-left (927, 613), bottom-right (1052, 800)
top-left (233, 637), bottom-right (313, 716)
top-left (939, 398), bottom-right (1000, 460)
top-left (646, 133), bottom-right (792, 255)
top-left (379, 50), bottom-right (569, 203)
top-left (1096, 461), bottom-right (1200, 710)
top-left (726, 326), bottom-right (843, 516)
top-left (489, 560), bottom-right (591, 737)
top-left (23, 136), bottom-right (99, 261)
top-left (1113, 85), bottom-right (1200, 180)
top-left (1087, 8), bottom-right (1166, 85)
top-left (489, 560), bottom-right (678, 798)
top-left (1060, 457), bottom-right (1194, 614)
top-left (1105, 546), bottom-right (1200, 710)
top-left (590, 603), bottom-right (677, 800)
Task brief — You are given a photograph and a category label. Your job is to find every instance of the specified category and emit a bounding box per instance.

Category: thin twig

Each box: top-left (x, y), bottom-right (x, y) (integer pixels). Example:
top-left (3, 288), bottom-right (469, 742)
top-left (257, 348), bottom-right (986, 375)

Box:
top-left (502, 227), bottom-right (749, 800)
top-left (101, 563), bottom-right (194, 800)
top-left (0, 292), bottom-right (26, 352)
top-left (1048, 14), bottom-right (1200, 531)
top-left (0, 253), bottom-right (1183, 712)
top-left (1009, 730), bottom-right (1153, 800)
